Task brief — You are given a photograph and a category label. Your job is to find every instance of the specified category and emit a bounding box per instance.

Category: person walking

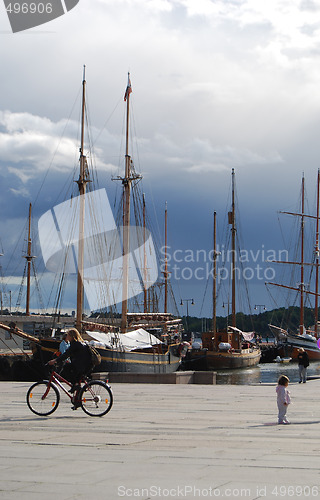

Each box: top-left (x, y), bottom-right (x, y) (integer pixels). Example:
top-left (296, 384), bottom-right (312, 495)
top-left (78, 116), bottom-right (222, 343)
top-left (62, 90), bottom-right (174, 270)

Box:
top-left (297, 347), bottom-right (309, 383)
top-left (276, 375), bottom-right (291, 424)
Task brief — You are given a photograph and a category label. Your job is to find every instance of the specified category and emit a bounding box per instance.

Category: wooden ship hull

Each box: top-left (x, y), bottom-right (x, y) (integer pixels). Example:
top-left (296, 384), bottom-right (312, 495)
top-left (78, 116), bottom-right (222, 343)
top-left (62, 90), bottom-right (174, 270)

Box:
top-left (185, 328), bottom-right (261, 371)
top-left (95, 345), bottom-right (180, 373)
top-left (204, 348), bottom-right (261, 370)
top-left (38, 337), bottom-right (180, 373)
top-left (187, 346), bottom-right (261, 370)
top-left (289, 345), bottom-right (320, 360)
top-left (279, 342), bottom-right (320, 361)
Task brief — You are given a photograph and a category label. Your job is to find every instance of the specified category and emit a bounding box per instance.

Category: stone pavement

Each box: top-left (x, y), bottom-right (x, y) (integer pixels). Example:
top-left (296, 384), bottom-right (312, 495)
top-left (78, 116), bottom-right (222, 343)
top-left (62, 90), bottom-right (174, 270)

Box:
top-left (0, 380), bottom-right (320, 500)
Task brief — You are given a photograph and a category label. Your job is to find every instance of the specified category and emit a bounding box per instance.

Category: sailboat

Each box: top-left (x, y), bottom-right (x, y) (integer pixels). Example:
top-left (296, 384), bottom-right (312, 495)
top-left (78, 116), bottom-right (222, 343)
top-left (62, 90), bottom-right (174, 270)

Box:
top-left (0, 70), bottom-right (181, 377)
top-left (268, 171), bottom-right (320, 360)
top-left (188, 170), bottom-right (261, 370)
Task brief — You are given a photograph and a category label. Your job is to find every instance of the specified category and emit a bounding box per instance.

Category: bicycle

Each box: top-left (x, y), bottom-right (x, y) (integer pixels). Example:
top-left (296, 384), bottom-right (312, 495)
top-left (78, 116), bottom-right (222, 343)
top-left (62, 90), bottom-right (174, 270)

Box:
top-left (26, 365), bottom-right (113, 417)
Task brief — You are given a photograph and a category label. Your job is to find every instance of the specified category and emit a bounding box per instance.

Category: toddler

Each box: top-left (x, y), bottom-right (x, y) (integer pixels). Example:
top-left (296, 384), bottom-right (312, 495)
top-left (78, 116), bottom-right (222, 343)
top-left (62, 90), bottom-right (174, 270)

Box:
top-left (276, 375), bottom-right (291, 424)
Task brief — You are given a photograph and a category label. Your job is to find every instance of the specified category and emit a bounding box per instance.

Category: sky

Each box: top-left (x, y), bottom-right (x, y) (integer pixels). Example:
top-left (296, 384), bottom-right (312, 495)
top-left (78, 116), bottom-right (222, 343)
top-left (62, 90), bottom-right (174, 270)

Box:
top-left (1, 0), bottom-right (320, 323)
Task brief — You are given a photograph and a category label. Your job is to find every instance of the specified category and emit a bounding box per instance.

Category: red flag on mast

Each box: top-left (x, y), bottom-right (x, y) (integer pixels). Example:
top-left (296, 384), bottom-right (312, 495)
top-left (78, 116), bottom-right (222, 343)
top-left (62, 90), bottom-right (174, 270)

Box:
top-left (124, 73), bottom-right (132, 101)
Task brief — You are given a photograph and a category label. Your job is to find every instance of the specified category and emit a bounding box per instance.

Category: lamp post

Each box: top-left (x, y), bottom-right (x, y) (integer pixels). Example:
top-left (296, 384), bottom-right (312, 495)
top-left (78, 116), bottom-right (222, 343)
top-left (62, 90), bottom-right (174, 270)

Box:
top-left (222, 301), bottom-right (232, 327)
top-left (254, 304), bottom-right (266, 314)
top-left (180, 298), bottom-right (194, 331)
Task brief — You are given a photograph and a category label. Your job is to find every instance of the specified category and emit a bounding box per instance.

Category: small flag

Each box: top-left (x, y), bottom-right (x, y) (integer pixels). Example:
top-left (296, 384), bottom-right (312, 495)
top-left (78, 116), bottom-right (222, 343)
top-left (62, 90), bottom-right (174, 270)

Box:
top-left (124, 74), bottom-right (132, 101)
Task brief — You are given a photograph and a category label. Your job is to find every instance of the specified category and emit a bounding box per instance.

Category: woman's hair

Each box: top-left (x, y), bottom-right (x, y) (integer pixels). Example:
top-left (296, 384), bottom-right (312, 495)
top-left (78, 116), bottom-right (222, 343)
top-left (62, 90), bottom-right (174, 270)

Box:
top-left (278, 375), bottom-right (289, 386)
top-left (67, 328), bottom-right (84, 342)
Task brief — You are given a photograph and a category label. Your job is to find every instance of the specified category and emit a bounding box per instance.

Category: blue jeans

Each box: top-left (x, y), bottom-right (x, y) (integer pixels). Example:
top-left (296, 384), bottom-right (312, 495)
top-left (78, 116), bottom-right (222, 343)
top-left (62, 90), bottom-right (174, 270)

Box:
top-left (299, 365), bottom-right (307, 383)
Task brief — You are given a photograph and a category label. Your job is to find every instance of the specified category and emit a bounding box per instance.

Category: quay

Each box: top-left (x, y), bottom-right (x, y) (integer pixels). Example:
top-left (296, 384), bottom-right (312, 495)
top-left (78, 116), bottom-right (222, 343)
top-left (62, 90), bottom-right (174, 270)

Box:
top-left (0, 380), bottom-right (320, 500)
top-left (93, 371), bottom-right (217, 384)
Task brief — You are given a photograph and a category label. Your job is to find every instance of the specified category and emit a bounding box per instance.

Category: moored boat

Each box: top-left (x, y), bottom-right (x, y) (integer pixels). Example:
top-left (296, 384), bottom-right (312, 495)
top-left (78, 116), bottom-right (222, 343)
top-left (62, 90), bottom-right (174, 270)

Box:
top-left (185, 171), bottom-right (261, 370)
top-left (193, 327), bottom-right (261, 370)
top-left (267, 171), bottom-right (320, 361)
top-left (270, 324), bottom-right (320, 360)
top-left (0, 71), bottom-right (182, 379)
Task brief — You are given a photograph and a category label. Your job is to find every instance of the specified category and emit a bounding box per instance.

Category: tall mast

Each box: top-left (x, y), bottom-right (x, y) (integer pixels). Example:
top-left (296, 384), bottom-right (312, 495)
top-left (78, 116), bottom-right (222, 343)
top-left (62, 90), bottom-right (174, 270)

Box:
top-left (315, 169), bottom-right (320, 337)
top-left (231, 168), bottom-right (236, 327)
top-left (143, 193), bottom-right (147, 313)
top-left (164, 201), bottom-right (168, 314)
top-left (299, 174), bottom-right (305, 335)
top-left (267, 174), bottom-right (320, 329)
top-left (121, 73), bottom-right (133, 332)
top-left (0, 241), bottom-right (3, 315)
top-left (212, 211), bottom-right (217, 334)
top-left (76, 66), bottom-right (89, 330)
top-left (25, 203), bottom-right (33, 316)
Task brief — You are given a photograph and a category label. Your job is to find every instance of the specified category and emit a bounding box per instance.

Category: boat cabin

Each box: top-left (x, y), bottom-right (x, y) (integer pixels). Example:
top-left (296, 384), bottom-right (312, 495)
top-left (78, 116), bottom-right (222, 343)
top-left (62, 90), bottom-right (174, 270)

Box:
top-left (202, 329), bottom-right (241, 352)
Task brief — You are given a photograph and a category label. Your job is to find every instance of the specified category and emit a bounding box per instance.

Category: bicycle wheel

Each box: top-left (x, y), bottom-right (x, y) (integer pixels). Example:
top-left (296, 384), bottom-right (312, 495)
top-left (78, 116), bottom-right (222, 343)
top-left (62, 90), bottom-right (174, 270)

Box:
top-left (80, 380), bottom-right (113, 417)
top-left (26, 381), bottom-right (60, 416)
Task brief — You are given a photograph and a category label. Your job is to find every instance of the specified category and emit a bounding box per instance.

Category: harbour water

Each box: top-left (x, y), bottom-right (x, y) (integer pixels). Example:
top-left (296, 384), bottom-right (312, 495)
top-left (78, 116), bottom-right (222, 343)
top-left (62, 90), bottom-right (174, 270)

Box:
top-left (216, 360), bottom-right (320, 385)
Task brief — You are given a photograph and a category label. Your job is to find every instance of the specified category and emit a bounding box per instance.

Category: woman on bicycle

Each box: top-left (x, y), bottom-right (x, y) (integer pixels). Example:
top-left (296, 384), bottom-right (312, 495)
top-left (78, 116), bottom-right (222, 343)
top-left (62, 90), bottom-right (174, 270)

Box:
top-left (48, 328), bottom-right (93, 408)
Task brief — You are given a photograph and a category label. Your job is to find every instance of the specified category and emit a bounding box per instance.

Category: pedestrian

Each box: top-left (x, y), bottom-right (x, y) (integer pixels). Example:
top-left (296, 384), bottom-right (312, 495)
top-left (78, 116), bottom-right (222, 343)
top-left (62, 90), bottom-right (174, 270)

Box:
top-left (276, 375), bottom-right (291, 424)
top-left (48, 328), bottom-right (93, 409)
top-left (297, 347), bottom-right (309, 383)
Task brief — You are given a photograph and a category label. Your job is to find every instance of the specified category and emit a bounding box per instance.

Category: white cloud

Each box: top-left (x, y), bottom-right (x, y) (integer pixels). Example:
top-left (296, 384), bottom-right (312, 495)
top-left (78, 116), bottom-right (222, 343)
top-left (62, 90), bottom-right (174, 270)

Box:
top-left (9, 186), bottom-right (31, 198)
top-left (0, 110), bottom-right (77, 173)
top-left (0, 110), bottom-right (117, 184)
top-left (173, 141), bottom-right (283, 174)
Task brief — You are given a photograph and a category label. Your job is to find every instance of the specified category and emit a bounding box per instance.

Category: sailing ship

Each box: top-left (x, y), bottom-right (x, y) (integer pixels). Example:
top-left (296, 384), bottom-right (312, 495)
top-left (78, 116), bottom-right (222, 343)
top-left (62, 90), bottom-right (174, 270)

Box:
top-left (188, 169), bottom-right (261, 370)
top-left (268, 171), bottom-right (320, 360)
top-left (0, 70), bottom-right (182, 377)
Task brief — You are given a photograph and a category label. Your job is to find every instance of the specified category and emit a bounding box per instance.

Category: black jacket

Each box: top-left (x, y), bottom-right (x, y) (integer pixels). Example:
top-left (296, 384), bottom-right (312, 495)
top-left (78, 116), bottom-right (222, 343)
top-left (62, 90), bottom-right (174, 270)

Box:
top-left (57, 340), bottom-right (92, 374)
top-left (297, 351), bottom-right (309, 368)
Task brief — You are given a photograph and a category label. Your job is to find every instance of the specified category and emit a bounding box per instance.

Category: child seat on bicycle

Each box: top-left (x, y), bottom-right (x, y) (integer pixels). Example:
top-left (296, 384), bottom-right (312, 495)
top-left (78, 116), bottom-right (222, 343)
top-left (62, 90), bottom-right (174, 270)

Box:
top-left (48, 328), bottom-right (94, 400)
